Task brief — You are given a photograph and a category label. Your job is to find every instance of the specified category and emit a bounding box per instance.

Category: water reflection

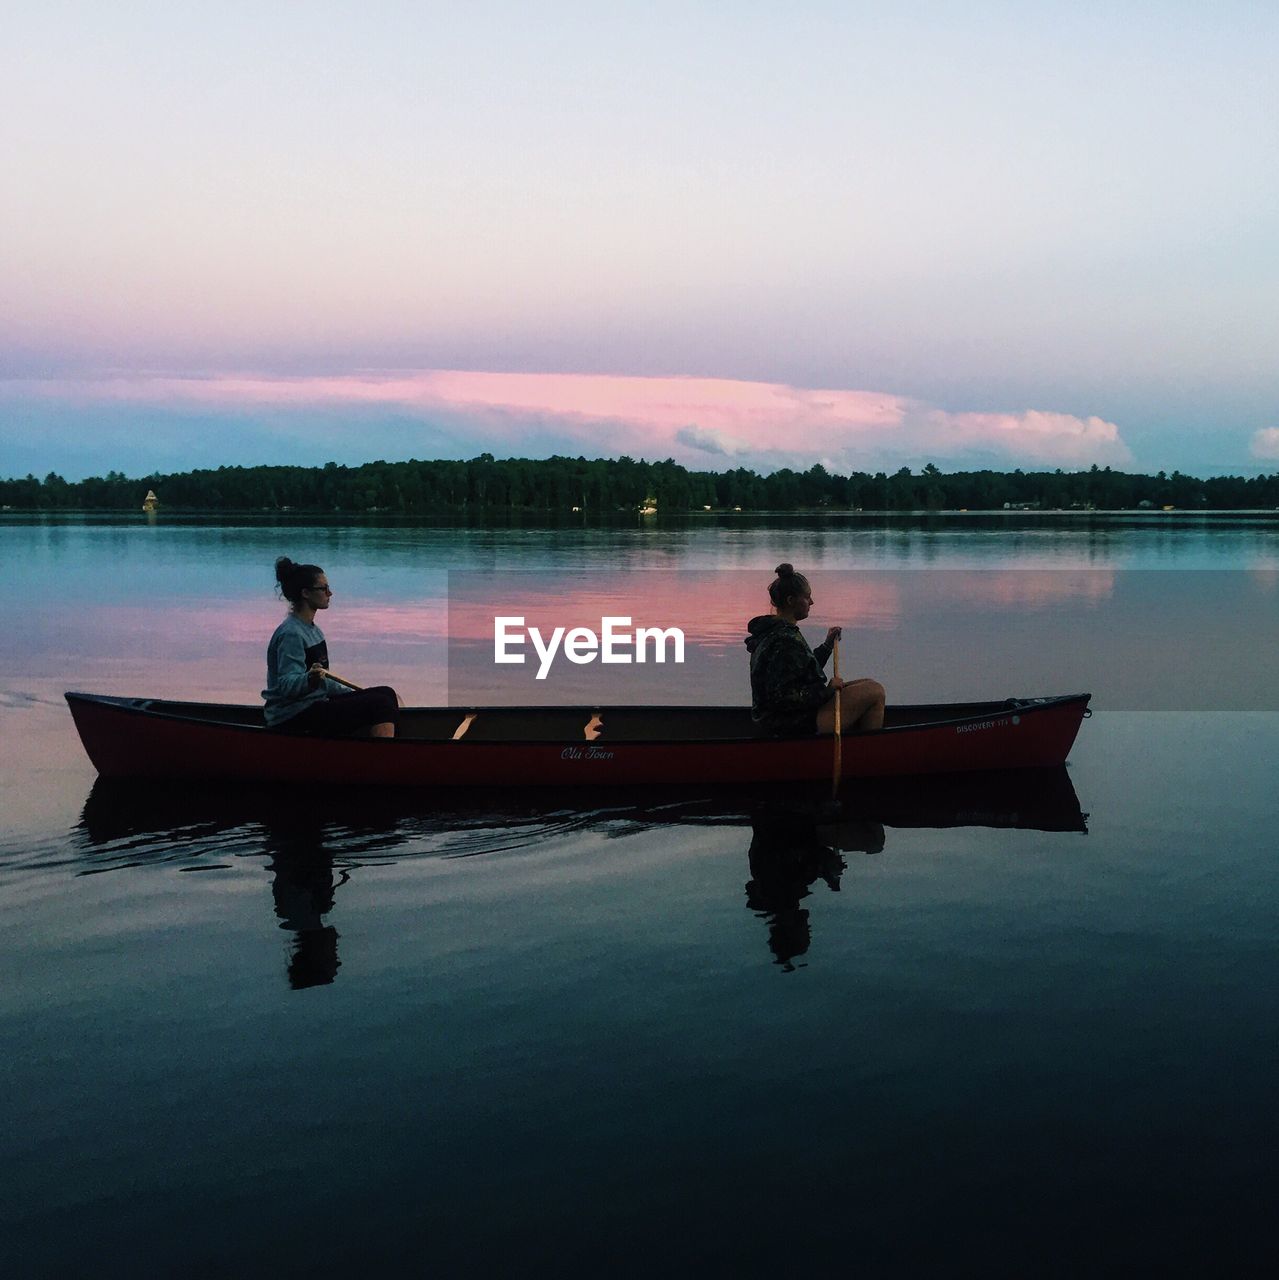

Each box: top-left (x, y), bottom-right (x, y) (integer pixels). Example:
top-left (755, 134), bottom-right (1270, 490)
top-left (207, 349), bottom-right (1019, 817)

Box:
top-left (264, 813), bottom-right (348, 989)
top-left (745, 808), bottom-right (863, 972)
top-left (442, 568), bottom-right (1279, 711)
top-left (743, 769), bottom-right (1086, 971)
top-left (829, 767), bottom-right (1089, 834)
top-left (76, 769), bottom-right (1087, 985)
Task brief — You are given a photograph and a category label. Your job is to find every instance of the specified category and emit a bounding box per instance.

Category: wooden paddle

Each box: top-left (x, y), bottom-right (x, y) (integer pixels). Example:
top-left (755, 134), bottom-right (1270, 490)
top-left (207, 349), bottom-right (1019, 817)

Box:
top-left (321, 669), bottom-right (406, 709)
top-left (319, 669), bottom-right (363, 691)
top-left (832, 637), bottom-right (842, 799)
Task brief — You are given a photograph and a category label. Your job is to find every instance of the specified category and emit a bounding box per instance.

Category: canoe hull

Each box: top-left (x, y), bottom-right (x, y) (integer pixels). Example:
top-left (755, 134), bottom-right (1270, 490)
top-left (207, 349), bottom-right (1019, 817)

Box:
top-left (66, 693), bottom-right (1090, 786)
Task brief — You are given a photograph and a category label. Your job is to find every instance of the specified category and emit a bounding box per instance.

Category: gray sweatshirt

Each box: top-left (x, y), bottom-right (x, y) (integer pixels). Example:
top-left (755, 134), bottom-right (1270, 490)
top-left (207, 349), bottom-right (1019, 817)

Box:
top-left (262, 613), bottom-right (350, 726)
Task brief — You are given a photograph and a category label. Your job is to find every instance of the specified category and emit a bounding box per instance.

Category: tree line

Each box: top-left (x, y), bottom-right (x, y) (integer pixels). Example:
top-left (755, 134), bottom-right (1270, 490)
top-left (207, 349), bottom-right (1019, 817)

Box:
top-left (3, 454), bottom-right (1278, 512)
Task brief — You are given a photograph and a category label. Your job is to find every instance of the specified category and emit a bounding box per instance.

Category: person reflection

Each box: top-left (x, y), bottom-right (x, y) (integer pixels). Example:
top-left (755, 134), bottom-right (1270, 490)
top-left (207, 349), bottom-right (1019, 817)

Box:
top-left (745, 805), bottom-right (884, 972)
top-left (264, 813), bottom-right (349, 989)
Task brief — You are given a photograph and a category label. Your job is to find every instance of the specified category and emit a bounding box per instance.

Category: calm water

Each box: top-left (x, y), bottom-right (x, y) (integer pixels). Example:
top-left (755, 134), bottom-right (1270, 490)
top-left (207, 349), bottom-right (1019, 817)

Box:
top-left (2, 514), bottom-right (1277, 1274)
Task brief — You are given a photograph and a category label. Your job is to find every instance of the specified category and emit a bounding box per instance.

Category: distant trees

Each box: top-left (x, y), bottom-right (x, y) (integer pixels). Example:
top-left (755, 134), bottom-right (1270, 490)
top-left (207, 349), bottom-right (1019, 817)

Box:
top-left (1, 456), bottom-right (1277, 513)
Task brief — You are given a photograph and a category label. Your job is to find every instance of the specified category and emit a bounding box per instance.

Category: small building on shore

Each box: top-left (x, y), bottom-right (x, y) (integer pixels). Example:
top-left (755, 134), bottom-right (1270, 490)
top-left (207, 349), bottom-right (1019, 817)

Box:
top-left (142, 489), bottom-right (159, 512)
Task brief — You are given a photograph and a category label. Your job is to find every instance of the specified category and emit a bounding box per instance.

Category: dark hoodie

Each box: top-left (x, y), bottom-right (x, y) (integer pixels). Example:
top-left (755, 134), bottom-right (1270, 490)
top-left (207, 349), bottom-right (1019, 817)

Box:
top-left (744, 616), bottom-right (835, 735)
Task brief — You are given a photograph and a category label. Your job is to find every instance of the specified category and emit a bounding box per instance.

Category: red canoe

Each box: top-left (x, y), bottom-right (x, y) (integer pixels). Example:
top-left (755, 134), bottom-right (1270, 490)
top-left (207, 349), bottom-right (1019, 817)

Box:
top-left (66, 692), bottom-right (1091, 787)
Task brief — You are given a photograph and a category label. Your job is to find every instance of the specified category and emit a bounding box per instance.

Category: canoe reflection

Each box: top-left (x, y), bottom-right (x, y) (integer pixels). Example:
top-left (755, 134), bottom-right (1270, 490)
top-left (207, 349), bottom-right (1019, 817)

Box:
top-left (76, 768), bottom-right (1086, 986)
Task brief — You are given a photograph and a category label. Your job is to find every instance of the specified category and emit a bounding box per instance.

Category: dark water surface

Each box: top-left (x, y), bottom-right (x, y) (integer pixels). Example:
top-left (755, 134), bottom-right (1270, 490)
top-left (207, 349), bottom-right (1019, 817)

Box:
top-left (2, 515), bottom-right (1276, 1274)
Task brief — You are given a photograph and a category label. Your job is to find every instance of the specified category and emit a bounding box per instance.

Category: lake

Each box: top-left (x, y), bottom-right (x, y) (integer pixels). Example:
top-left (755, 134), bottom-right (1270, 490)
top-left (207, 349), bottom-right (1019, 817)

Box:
top-left (2, 513), bottom-right (1276, 1274)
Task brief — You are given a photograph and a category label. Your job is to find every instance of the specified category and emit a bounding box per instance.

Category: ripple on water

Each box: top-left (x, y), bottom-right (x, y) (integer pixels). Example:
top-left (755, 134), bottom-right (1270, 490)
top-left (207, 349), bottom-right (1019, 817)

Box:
top-left (1, 786), bottom-right (669, 882)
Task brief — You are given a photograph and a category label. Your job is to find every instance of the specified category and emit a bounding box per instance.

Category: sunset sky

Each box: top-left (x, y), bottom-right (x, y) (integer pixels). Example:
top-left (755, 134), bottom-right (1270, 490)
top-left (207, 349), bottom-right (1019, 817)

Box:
top-left (2, 1), bottom-right (1275, 479)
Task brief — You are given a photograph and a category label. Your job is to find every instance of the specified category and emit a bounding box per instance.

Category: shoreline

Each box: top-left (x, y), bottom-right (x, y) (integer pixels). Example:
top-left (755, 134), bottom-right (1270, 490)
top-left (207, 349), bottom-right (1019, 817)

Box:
top-left (3, 507), bottom-right (1277, 521)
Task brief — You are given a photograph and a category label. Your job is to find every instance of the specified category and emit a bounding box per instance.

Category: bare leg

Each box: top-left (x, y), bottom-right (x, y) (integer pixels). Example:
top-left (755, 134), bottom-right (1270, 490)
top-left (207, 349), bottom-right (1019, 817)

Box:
top-left (816, 679), bottom-right (886, 735)
top-left (355, 721), bottom-right (396, 738)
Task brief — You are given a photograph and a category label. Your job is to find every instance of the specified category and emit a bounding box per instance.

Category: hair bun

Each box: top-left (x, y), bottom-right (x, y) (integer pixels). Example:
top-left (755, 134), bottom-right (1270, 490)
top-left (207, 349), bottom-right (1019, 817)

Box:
top-left (274, 556), bottom-right (295, 583)
top-left (774, 562), bottom-right (794, 577)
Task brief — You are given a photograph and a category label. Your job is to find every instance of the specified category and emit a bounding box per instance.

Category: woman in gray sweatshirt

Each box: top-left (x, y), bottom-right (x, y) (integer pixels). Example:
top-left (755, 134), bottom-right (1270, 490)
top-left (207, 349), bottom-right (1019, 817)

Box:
top-left (263, 557), bottom-right (400, 737)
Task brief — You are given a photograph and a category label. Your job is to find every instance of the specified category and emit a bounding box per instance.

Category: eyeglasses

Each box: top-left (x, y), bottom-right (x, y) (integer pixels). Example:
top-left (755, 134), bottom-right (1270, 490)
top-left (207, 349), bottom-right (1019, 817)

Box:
top-left (307, 585), bottom-right (334, 594)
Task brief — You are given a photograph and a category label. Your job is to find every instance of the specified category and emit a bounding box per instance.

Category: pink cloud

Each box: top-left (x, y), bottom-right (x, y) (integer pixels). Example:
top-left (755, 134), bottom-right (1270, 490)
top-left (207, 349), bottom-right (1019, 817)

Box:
top-left (1250, 427), bottom-right (1279, 460)
top-left (3, 369), bottom-right (1132, 469)
top-left (928, 409), bottom-right (1130, 465)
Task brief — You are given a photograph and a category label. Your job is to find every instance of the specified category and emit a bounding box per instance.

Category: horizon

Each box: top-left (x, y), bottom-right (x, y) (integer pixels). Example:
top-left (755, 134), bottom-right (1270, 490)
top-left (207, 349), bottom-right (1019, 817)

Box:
top-left (3, 4), bottom-right (1276, 479)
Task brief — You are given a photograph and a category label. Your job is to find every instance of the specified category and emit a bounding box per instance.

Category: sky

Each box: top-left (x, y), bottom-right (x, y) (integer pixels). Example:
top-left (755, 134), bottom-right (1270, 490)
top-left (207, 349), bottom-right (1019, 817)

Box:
top-left (2, 1), bottom-right (1276, 480)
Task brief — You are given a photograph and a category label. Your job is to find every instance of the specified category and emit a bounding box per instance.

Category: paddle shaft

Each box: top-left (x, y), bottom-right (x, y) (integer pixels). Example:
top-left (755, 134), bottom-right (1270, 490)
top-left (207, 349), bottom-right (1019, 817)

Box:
top-left (318, 668), bottom-right (405, 709)
top-left (832, 638), bottom-right (842, 797)
top-left (318, 669), bottom-right (363, 691)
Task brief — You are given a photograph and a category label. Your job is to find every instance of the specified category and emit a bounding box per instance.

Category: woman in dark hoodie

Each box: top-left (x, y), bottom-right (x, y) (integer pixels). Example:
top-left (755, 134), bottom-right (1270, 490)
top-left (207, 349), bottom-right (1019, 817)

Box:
top-left (745, 563), bottom-right (885, 737)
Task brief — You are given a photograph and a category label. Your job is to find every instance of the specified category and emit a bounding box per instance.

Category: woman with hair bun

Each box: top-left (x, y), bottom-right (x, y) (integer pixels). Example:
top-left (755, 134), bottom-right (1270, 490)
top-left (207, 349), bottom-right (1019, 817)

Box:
top-left (745, 563), bottom-right (885, 738)
top-left (262, 557), bottom-right (400, 737)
